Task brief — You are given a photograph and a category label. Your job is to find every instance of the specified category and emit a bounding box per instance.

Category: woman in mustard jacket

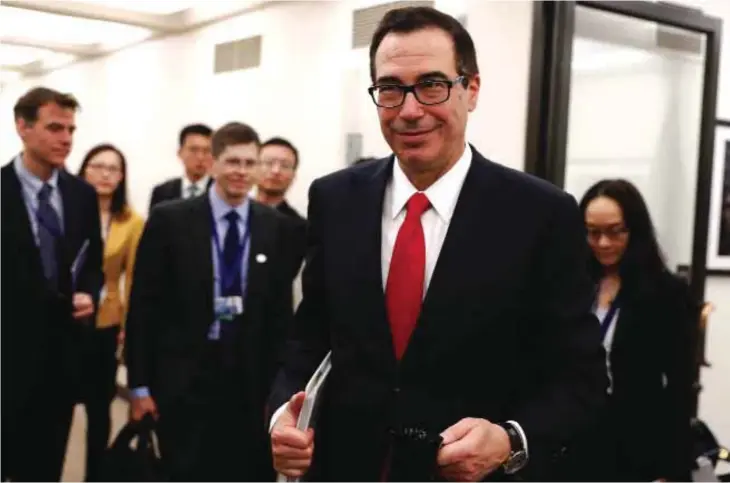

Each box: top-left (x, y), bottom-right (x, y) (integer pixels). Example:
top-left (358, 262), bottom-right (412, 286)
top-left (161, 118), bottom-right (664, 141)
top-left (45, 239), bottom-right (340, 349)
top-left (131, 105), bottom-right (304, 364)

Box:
top-left (78, 144), bottom-right (144, 481)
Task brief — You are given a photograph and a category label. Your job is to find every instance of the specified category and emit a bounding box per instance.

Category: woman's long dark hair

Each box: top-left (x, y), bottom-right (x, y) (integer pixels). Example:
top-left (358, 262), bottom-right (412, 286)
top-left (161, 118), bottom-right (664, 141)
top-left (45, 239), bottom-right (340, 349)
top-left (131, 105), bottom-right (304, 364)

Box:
top-left (78, 143), bottom-right (128, 217)
top-left (578, 179), bottom-right (669, 298)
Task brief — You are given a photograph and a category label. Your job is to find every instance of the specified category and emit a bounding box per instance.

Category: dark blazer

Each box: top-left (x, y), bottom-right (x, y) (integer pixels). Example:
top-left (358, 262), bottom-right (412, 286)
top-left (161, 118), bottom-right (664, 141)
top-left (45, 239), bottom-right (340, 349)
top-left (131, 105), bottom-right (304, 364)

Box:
top-left (277, 199), bottom-right (307, 279)
top-left (125, 194), bottom-right (297, 473)
top-left (148, 176), bottom-right (213, 212)
top-left (269, 147), bottom-right (608, 481)
top-left (1, 160), bottom-right (103, 476)
top-left (567, 272), bottom-right (697, 482)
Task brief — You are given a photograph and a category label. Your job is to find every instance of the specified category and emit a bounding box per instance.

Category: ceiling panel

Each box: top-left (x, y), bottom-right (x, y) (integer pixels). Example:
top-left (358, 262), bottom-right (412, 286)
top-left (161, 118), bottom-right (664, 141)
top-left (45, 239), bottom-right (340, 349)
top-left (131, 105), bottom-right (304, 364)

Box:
top-left (0, 5), bottom-right (152, 49)
top-left (70, 0), bottom-right (200, 15)
top-left (0, 44), bottom-right (76, 70)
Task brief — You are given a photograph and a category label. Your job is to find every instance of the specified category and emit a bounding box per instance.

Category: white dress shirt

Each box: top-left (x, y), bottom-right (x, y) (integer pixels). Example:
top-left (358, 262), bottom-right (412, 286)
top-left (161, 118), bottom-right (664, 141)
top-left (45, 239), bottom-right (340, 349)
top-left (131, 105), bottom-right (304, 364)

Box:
top-left (271, 145), bottom-right (528, 464)
top-left (182, 175), bottom-right (210, 198)
top-left (381, 145), bottom-right (472, 293)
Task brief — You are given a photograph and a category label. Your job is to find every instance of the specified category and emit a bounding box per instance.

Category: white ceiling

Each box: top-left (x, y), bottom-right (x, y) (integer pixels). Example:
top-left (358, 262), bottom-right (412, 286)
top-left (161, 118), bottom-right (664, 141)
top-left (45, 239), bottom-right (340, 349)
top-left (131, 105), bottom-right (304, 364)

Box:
top-left (0, 0), bottom-right (268, 78)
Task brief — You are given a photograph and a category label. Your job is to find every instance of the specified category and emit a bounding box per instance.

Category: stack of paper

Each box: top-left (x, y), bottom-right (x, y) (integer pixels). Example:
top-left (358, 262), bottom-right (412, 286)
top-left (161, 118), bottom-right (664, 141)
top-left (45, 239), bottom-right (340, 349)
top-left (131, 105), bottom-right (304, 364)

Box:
top-left (277, 351), bottom-right (332, 483)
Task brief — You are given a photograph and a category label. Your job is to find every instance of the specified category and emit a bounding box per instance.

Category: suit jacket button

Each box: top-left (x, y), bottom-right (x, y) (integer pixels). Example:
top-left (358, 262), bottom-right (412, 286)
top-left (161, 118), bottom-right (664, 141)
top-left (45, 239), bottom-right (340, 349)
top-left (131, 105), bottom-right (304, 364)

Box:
top-left (393, 386), bottom-right (400, 394)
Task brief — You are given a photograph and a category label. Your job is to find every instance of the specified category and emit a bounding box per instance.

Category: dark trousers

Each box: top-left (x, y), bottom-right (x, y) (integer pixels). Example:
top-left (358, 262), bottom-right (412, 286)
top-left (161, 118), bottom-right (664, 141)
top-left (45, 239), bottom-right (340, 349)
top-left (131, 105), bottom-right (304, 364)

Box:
top-left (2, 381), bottom-right (75, 481)
top-left (157, 341), bottom-right (273, 482)
top-left (78, 326), bottom-right (121, 482)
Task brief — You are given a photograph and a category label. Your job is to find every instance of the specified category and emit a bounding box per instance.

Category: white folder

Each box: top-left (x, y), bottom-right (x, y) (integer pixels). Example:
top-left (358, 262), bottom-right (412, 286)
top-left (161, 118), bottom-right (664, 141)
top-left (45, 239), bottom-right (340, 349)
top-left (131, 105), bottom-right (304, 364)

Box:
top-left (276, 351), bottom-right (332, 483)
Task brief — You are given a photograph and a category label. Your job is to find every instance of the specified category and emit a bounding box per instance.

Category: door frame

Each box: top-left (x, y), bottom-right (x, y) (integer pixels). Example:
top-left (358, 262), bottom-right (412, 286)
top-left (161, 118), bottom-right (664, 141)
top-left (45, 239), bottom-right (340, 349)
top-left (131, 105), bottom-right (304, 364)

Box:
top-left (524, 0), bottom-right (723, 417)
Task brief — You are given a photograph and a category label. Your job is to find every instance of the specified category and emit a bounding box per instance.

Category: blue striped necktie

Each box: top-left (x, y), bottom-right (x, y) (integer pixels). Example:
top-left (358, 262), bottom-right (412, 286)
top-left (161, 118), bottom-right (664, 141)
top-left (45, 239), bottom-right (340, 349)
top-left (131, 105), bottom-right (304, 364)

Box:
top-left (37, 183), bottom-right (62, 288)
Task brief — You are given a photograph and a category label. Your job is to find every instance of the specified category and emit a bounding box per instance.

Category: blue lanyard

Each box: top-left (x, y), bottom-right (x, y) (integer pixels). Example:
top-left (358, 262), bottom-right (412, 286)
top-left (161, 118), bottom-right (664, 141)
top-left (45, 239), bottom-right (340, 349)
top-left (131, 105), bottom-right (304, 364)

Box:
top-left (211, 217), bottom-right (250, 293)
top-left (597, 292), bottom-right (621, 340)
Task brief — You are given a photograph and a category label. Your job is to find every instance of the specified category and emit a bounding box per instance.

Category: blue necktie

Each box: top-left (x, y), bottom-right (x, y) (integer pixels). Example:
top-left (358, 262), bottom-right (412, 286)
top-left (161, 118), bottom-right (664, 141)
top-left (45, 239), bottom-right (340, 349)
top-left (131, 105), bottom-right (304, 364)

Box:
top-left (222, 210), bottom-right (243, 297)
top-left (37, 183), bottom-right (61, 288)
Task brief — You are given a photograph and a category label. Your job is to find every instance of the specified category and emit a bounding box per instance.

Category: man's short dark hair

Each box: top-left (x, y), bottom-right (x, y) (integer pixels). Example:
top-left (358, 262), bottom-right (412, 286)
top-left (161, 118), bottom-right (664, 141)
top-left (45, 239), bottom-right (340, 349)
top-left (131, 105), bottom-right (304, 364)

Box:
top-left (261, 137), bottom-right (299, 169)
top-left (369, 6), bottom-right (479, 82)
top-left (211, 122), bottom-right (260, 158)
top-left (179, 123), bottom-right (213, 148)
top-left (14, 87), bottom-right (80, 124)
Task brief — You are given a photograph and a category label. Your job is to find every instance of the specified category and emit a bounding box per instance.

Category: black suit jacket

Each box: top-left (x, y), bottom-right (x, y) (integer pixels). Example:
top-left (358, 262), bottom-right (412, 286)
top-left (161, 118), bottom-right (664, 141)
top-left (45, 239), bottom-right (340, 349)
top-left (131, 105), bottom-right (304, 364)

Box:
top-left (126, 194), bottom-right (297, 410)
top-left (277, 199), bottom-right (307, 279)
top-left (269, 148), bottom-right (608, 480)
top-left (1, 160), bottom-right (103, 452)
top-left (148, 177), bottom-right (213, 212)
top-left (593, 273), bottom-right (696, 481)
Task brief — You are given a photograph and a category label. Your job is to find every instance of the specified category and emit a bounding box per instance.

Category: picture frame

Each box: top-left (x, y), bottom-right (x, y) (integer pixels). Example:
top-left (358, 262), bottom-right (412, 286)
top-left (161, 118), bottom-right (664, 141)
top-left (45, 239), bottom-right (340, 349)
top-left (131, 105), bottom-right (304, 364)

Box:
top-left (707, 119), bottom-right (730, 274)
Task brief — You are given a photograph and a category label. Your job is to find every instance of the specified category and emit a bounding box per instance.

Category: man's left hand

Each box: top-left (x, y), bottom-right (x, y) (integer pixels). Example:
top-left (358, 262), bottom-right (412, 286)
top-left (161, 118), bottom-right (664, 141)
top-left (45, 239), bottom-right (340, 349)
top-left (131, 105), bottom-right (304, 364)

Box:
top-left (72, 292), bottom-right (94, 319)
top-left (437, 418), bottom-right (511, 482)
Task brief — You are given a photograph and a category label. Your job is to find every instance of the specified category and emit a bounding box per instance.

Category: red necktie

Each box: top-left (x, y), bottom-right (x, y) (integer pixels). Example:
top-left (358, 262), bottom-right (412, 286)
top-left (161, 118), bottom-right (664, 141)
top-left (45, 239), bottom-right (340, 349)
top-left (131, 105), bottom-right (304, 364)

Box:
top-left (385, 192), bottom-right (431, 360)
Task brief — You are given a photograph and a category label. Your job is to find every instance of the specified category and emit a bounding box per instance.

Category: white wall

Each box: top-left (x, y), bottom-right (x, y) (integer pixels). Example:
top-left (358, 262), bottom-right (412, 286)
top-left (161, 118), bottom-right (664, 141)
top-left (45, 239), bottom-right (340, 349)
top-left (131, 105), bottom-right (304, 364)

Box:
top-left (0, 0), bottom-right (533, 217)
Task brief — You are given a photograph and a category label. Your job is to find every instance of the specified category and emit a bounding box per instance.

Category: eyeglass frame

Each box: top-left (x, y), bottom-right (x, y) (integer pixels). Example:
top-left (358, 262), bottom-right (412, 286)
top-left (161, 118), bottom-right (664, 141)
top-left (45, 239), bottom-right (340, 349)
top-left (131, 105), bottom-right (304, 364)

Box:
top-left (367, 75), bottom-right (468, 108)
top-left (260, 158), bottom-right (296, 171)
top-left (219, 157), bottom-right (259, 171)
top-left (586, 225), bottom-right (629, 242)
top-left (86, 162), bottom-right (122, 175)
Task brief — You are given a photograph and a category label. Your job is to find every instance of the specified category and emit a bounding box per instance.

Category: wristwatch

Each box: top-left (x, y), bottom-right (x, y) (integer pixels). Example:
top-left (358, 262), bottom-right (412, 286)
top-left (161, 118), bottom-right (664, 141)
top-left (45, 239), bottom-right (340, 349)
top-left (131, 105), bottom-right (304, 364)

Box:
top-left (497, 422), bottom-right (528, 474)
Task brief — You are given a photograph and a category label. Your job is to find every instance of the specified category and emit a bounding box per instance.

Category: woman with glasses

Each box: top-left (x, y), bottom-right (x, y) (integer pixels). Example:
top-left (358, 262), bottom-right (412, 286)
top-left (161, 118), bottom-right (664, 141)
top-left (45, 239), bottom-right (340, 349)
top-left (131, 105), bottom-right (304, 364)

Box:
top-left (77, 144), bottom-right (144, 481)
top-left (568, 178), bottom-right (698, 481)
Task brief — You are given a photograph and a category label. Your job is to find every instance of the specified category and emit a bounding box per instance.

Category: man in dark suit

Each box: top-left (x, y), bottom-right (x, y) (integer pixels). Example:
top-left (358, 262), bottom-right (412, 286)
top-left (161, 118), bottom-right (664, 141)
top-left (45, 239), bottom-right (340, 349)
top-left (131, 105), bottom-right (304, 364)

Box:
top-left (1, 87), bottom-right (104, 481)
top-left (269, 7), bottom-right (607, 482)
top-left (256, 137), bottom-right (307, 299)
top-left (148, 123), bottom-right (214, 211)
top-left (126, 122), bottom-right (297, 481)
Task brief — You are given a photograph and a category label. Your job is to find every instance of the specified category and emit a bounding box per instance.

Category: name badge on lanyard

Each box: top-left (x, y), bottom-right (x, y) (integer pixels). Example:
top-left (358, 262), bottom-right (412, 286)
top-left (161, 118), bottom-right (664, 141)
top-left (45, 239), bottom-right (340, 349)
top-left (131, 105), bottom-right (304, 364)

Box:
top-left (211, 216), bottom-right (250, 322)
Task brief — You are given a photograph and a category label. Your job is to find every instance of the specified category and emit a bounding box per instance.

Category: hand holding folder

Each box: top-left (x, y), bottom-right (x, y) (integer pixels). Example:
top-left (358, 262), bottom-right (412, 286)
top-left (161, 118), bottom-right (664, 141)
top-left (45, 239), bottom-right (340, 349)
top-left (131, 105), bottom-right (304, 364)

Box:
top-left (274, 351), bottom-right (332, 483)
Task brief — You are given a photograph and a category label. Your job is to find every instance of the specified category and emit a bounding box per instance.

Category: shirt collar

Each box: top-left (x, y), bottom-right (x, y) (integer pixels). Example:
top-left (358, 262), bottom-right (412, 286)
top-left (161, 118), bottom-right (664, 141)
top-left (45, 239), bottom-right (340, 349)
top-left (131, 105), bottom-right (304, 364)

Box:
top-left (13, 153), bottom-right (59, 194)
top-left (390, 144), bottom-right (472, 222)
top-left (182, 174), bottom-right (209, 193)
top-left (208, 182), bottom-right (250, 224)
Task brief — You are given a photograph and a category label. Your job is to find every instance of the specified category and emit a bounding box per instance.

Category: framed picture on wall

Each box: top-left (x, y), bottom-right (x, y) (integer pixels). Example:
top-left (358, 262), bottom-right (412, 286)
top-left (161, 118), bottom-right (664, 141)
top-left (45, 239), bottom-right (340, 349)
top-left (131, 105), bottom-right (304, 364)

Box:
top-left (707, 119), bottom-right (730, 273)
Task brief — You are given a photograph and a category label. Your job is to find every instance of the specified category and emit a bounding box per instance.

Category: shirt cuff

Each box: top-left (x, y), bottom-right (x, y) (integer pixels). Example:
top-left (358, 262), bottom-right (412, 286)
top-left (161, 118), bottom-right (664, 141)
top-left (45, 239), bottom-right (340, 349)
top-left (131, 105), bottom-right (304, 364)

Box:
top-left (506, 420), bottom-right (529, 458)
top-left (269, 403), bottom-right (288, 433)
top-left (131, 386), bottom-right (151, 399)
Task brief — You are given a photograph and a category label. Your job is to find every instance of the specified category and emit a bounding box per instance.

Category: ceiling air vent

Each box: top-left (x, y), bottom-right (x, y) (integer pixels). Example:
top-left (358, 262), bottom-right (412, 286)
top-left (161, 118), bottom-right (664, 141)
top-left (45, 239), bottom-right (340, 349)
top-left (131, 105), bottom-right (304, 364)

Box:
top-left (352, 1), bottom-right (434, 49)
top-left (214, 35), bottom-right (262, 74)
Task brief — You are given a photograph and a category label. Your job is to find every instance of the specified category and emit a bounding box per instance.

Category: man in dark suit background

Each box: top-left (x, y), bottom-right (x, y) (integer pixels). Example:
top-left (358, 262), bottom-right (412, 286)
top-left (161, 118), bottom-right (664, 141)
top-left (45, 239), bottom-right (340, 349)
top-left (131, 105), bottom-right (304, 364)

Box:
top-left (126, 122), bottom-right (298, 481)
top-left (256, 137), bottom-right (307, 301)
top-left (269, 7), bottom-right (607, 482)
top-left (148, 123), bottom-right (214, 211)
top-left (1, 87), bottom-right (104, 481)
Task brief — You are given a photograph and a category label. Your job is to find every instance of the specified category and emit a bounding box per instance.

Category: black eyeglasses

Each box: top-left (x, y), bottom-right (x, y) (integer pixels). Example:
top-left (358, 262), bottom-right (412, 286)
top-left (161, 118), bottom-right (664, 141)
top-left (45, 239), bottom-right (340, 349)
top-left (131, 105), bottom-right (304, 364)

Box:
top-left (368, 76), bottom-right (466, 108)
top-left (586, 225), bottom-right (629, 242)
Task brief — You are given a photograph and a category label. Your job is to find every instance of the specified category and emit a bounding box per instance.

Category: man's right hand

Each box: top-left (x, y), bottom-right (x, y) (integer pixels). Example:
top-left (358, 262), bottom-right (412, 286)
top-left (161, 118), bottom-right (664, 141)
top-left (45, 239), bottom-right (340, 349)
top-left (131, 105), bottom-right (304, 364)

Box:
top-left (130, 395), bottom-right (158, 421)
top-left (271, 392), bottom-right (314, 479)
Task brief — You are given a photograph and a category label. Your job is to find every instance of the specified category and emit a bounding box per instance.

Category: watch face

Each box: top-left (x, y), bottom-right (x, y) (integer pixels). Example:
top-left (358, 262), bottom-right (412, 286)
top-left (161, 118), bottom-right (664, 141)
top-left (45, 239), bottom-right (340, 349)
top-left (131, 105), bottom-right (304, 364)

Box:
top-left (503, 450), bottom-right (528, 474)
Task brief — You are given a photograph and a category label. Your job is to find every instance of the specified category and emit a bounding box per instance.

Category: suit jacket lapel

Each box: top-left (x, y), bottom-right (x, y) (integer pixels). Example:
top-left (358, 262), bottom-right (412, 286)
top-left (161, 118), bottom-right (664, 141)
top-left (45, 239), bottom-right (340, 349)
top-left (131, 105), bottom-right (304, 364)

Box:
top-left (353, 159), bottom-right (397, 369)
top-left (2, 162), bottom-right (43, 278)
top-left (401, 151), bottom-right (504, 368)
top-left (245, 202), bottom-right (274, 317)
top-left (187, 196), bottom-right (215, 326)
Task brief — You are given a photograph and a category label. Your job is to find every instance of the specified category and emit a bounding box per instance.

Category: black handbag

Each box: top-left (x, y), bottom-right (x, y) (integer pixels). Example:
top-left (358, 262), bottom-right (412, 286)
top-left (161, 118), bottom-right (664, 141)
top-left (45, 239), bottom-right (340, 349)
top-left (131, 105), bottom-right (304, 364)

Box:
top-left (100, 414), bottom-right (167, 481)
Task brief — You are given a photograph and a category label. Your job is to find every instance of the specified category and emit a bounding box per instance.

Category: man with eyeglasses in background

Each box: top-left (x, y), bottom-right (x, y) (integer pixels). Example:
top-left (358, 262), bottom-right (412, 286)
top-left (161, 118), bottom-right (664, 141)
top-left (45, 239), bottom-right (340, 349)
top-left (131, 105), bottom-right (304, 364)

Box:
top-left (126, 122), bottom-right (299, 481)
top-left (269, 6), bottom-right (607, 482)
top-left (256, 137), bottom-right (307, 305)
top-left (149, 123), bottom-right (214, 212)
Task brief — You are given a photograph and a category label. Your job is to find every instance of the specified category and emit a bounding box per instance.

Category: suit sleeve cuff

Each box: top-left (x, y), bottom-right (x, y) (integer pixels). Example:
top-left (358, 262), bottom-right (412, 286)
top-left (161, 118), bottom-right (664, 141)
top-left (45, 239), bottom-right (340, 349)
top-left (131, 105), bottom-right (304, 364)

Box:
top-left (269, 403), bottom-right (288, 433)
top-left (506, 420), bottom-right (529, 458)
top-left (131, 386), bottom-right (151, 399)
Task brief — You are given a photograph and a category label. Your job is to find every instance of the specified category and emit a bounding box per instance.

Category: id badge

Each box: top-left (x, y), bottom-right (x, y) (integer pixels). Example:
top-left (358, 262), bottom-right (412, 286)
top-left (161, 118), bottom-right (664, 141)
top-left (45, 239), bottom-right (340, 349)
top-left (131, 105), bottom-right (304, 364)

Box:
top-left (214, 296), bottom-right (243, 321)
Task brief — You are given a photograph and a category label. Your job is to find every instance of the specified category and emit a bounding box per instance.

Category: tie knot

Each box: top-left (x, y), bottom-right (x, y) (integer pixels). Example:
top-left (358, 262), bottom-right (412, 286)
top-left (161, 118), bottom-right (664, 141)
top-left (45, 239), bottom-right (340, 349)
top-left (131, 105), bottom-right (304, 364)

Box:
top-left (406, 192), bottom-right (430, 217)
top-left (188, 185), bottom-right (199, 196)
top-left (38, 183), bottom-right (53, 201)
top-left (225, 210), bottom-right (239, 224)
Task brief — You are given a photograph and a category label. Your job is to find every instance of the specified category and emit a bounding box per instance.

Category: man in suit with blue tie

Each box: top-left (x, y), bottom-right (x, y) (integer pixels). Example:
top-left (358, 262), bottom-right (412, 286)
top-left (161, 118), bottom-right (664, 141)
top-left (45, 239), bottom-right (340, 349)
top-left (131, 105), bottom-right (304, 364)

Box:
top-left (1, 87), bottom-right (104, 481)
top-left (125, 122), bottom-right (299, 481)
